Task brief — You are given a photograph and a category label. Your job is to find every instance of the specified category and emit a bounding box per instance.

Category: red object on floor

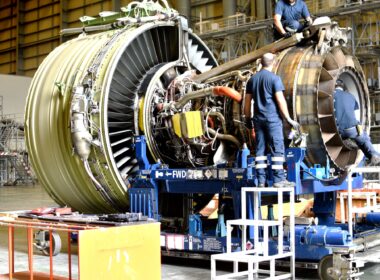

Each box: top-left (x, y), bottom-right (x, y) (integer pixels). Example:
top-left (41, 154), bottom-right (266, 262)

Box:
top-left (29, 208), bottom-right (56, 216)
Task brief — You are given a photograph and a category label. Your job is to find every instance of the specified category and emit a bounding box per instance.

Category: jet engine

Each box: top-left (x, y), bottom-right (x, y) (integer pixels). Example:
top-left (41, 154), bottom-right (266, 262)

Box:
top-left (25, 2), bottom-right (369, 213)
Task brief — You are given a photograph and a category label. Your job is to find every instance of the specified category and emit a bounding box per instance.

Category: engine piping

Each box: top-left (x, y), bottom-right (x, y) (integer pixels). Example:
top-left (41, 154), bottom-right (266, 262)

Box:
top-left (174, 86), bottom-right (241, 110)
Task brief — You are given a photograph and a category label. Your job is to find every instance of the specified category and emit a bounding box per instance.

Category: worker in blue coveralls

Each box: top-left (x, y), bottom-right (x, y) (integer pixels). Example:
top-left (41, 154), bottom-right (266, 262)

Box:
top-left (273, 0), bottom-right (313, 39)
top-left (334, 79), bottom-right (380, 166)
top-left (244, 53), bottom-right (300, 188)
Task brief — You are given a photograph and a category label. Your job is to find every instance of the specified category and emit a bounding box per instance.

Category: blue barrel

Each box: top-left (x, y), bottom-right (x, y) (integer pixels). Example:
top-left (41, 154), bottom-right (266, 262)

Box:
top-left (295, 225), bottom-right (350, 246)
top-left (366, 212), bottom-right (380, 225)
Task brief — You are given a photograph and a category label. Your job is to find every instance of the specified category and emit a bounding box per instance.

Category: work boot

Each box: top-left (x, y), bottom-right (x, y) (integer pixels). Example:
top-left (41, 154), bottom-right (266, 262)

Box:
top-left (273, 180), bottom-right (295, 188)
top-left (369, 155), bottom-right (380, 166)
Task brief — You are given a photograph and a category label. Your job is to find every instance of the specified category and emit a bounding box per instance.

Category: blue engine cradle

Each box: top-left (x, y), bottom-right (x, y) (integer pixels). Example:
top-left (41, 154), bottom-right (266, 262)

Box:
top-left (128, 136), bottom-right (379, 263)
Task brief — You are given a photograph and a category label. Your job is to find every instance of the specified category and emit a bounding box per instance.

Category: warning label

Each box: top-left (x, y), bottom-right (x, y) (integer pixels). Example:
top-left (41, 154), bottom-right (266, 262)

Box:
top-left (218, 169), bottom-right (228, 179)
top-left (187, 170), bottom-right (204, 179)
top-left (203, 238), bottom-right (222, 251)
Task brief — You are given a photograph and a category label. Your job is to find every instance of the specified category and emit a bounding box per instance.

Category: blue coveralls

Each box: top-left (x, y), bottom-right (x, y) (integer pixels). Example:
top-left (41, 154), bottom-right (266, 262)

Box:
top-left (334, 89), bottom-right (379, 160)
top-left (246, 69), bottom-right (286, 185)
top-left (274, 0), bottom-right (310, 34)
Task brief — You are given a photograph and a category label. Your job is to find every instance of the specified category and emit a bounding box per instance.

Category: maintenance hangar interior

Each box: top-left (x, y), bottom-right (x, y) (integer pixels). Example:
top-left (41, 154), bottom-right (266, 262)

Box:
top-left (2, 0), bottom-right (380, 279)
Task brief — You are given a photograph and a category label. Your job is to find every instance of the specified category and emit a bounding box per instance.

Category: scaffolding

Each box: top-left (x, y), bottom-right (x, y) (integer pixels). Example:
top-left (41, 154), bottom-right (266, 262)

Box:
top-left (369, 90), bottom-right (380, 143)
top-left (0, 111), bottom-right (35, 186)
top-left (352, 8), bottom-right (380, 142)
top-left (194, 14), bottom-right (272, 63)
top-left (194, 1), bottom-right (380, 63)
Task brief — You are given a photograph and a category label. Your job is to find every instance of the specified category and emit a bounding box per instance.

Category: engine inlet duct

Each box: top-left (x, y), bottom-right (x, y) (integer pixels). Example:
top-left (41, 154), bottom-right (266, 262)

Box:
top-left (26, 4), bottom-right (369, 213)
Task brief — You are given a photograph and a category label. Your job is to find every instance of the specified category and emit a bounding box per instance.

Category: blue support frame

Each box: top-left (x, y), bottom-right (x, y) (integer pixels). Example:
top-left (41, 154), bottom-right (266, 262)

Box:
top-left (130, 136), bottom-right (161, 220)
top-left (286, 147), bottom-right (363, 195)
top-left (129, 136), bottom-right (375, 263)
top-left (313, 192), bottom-right (337, 226)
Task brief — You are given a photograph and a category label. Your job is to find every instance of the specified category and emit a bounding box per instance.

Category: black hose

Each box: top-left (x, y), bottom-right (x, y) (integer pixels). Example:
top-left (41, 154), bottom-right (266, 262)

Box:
top-left (301, 170), bottom-right (340, 184)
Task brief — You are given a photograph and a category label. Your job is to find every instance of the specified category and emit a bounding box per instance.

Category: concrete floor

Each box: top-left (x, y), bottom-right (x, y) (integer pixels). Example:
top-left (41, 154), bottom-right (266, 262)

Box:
top-left (0, 185), bottom-right (379, 279)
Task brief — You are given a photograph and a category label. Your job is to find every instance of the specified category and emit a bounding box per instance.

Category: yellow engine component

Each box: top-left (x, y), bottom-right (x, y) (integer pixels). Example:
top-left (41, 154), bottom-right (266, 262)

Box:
top-left (172, 113), bottom-right (182, 137)
top-left (139, 97), bottom-right (145, 132)
top-left (172, 111), bottom-right (204, 139)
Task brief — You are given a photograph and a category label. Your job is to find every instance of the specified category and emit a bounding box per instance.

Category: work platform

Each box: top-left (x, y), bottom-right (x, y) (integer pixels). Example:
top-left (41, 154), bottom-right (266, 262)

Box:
top-left (211, 187), bottom-right (295, 280)
top-left (0, 211), bottom-right (161, 280)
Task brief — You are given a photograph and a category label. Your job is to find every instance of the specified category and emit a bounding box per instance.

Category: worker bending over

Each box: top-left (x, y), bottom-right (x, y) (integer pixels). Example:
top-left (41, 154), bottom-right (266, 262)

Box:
top-left (274, 0), bottom-right (312, 39)
top-left (334, 79), bottom-right (380, 166)
top-left (244, 53), bottom-right (300, 188)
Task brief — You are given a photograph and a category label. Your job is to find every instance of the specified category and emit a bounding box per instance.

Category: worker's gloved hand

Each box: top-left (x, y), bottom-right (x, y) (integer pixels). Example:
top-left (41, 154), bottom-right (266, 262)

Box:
top-left (251, 128), bottom-right (256, 142)
top-left (287, 118), bottom-right (300, 131)
top-left (283, 31), bottom-right (292, 38)
top-left (304, 18), bottom-right (313, 27)
top-left (356, 124), bottom-right (363, 136)
top-left (245, 118), bottom-right (254, 129)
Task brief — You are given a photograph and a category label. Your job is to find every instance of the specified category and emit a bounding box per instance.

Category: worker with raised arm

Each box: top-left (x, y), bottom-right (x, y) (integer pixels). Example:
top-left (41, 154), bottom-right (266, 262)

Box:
top-left (334, 79), bottom-right (380, 166)
top-left (273, 0), bottom-right (313, 39)
top-left (244, 53), bottom-right (299, 188)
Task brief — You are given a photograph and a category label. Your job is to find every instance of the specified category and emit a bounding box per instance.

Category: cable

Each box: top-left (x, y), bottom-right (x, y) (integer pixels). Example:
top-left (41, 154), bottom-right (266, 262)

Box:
top-left (301, 170), bottom-right (339, 183)
top-left (210, 128), bottom-right (220, 151)
top-left (83, 160), bottom-right (120, 209)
